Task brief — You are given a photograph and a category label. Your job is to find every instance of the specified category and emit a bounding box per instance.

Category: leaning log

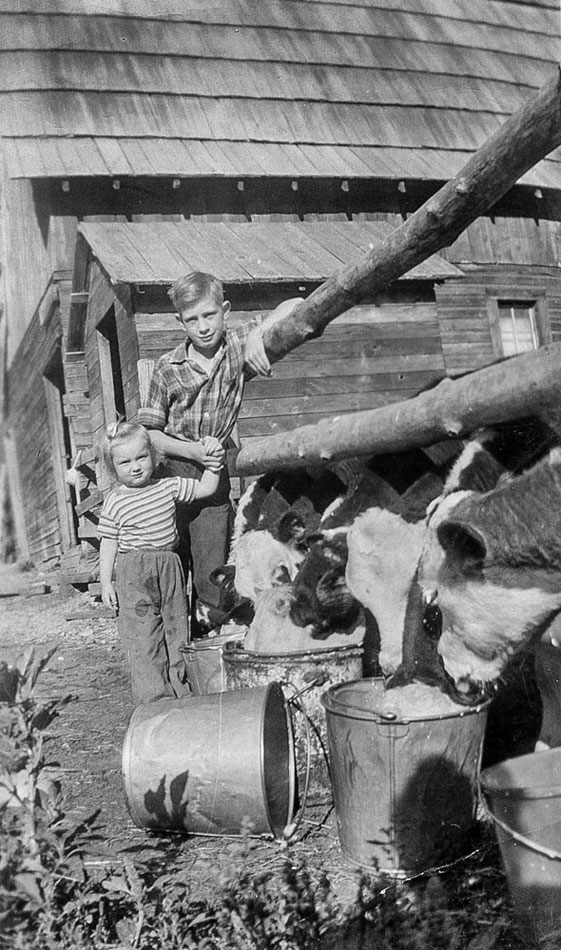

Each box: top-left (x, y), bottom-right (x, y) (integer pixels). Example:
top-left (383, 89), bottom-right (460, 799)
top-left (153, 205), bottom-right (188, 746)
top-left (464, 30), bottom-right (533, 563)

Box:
top-left (235, 343), bottom-right (561, 474)
top-left (260, 68), bottom-right (561, 364)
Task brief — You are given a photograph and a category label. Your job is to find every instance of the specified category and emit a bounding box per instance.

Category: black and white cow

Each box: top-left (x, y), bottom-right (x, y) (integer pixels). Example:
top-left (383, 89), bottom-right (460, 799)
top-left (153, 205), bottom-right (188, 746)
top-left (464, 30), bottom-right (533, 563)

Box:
top-left (346, 420), bottom-right (561, 739)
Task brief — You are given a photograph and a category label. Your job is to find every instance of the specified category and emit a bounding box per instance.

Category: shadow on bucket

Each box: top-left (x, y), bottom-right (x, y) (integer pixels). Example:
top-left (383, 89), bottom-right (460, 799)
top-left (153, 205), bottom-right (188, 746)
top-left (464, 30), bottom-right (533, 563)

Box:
top-left (480, 747), bottom-right (561, 949)
top-left (322, 678), bottom-right (490, 875)
top-left (122, 683), bottom-right (297, 840)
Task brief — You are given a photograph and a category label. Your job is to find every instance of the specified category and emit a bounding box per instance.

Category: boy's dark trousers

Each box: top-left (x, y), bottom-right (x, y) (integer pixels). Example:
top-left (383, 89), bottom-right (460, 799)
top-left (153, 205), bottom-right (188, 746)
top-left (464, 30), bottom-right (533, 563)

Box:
top-left (160, 460), bottom-right (234, 634)
top-left (115, 548), bottom-right (191, 704)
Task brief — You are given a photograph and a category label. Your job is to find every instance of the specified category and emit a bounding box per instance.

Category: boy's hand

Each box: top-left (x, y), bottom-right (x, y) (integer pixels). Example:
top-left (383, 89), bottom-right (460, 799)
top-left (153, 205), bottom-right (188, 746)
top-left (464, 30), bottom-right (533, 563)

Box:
top-left (101, 583), bottom-right (118, 611)
top-left (245, 297), bottom-right (305, 377)
top-left (245, 326), bottom-right (272, 377)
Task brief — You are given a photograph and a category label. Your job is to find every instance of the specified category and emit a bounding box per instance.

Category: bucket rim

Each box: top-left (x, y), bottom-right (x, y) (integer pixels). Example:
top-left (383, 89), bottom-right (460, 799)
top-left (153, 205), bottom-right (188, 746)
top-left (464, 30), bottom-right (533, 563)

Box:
top-left (480, 790), bottom-right (561, 861)
top-left (259, 681), bottom-right (298, 840)
top-left (320, 677), bottom-right (491, 722)
top-left (224, 644), bottom-right (364, 662)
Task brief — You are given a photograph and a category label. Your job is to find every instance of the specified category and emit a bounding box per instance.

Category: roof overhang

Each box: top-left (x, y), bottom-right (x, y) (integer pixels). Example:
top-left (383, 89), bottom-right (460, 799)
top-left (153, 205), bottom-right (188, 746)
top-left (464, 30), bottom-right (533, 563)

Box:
top-left (78, 219), bottom-right (463, 286)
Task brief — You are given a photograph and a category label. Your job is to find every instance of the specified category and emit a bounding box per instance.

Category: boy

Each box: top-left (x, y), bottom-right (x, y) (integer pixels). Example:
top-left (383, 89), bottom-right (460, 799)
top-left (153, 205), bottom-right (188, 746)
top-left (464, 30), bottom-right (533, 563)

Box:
top-left (137, 271), bottom-right (302, 635)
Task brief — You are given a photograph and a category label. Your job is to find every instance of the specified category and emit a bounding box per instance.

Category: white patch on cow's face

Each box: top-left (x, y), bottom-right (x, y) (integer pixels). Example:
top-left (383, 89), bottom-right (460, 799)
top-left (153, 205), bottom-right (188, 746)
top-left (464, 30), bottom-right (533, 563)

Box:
top-left (419, 488), bottom-right (561, 689)
top-left (346, 508), bottom-right (426, 674)
top-left (437, 582), bottom-right (561, 687)
top-left (230, 480), bottom-right (261, 552)
top-left (231, 530), bottom-right (306, 602)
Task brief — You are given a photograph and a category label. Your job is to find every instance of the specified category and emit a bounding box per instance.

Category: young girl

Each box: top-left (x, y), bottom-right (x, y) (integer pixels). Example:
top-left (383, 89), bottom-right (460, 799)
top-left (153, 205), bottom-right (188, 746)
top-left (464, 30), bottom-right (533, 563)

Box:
top-left (98, 421), bottom-right (223, 705)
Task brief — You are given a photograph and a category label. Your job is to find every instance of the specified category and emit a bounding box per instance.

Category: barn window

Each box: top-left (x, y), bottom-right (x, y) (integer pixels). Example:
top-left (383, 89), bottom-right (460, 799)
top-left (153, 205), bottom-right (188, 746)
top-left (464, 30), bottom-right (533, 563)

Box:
top-left (488, 296), bottom-right (550, 358)
top-left (497, 301), bottom-right (539, 355)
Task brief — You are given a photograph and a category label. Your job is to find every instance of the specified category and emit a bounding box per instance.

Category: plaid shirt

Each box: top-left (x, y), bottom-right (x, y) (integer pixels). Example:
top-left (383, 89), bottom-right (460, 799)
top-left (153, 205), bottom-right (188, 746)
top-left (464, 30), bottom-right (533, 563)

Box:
top-left (137, 324), bottom-right (255, 442)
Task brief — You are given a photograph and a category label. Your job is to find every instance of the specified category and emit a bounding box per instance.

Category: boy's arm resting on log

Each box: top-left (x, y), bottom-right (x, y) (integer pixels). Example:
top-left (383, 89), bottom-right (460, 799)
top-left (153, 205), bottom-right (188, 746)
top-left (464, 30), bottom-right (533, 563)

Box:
top-left (245, 297), bottom-right (305, 377)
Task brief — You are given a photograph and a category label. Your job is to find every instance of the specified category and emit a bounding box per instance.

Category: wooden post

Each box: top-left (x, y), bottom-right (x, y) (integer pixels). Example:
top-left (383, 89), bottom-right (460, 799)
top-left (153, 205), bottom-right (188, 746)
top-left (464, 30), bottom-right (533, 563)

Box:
top-left (259, 68), bottom-right (561, 364)
top-left (235, 343), bottom-right (561, 474)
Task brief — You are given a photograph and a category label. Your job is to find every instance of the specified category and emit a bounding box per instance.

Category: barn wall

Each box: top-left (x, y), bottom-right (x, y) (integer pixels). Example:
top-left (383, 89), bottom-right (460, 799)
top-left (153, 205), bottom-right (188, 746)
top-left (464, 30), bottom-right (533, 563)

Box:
top-left (4, 180), bottom-right (51, 364)
top-left (436, 265), bottom-right (561, 376)
top-left (7, 297), bottom-right (67, 563)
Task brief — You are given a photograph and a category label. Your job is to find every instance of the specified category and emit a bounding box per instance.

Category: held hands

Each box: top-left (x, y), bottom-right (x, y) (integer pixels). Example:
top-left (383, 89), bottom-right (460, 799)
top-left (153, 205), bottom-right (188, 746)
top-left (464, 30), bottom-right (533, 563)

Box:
top-left (200, 436), bottom-right (225, 472)
top-left (101, 582), bottom-right (118, 611)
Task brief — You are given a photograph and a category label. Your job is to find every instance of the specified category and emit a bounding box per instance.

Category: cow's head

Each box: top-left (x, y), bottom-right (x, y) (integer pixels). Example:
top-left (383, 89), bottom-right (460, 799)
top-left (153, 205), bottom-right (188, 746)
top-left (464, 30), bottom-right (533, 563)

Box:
top-left (419, 453), bottom-right (561, 700)
top-left (229, 510), bottom-right (309, 602)
top-left (289, 531), bottom-right (362, 637)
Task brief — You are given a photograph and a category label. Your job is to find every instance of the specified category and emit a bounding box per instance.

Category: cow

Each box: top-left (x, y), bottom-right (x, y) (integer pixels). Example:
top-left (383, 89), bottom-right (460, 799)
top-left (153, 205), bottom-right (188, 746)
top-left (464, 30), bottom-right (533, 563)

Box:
top-left (345, 420), bottom-right (561, 747)
top-left (419, 444), bottom-right (561, 701)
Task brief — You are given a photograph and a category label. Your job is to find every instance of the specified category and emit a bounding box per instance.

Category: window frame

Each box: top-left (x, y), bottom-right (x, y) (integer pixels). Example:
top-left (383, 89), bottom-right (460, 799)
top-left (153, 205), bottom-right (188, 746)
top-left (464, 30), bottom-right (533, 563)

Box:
top-left (487, 293), bottom-right (550, 358)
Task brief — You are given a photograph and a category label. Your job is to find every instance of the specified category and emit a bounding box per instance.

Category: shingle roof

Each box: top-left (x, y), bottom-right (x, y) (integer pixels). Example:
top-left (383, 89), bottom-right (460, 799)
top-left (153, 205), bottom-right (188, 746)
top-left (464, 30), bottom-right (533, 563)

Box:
top-left (78, 219), bottom-right (463, 284)
top-left (2, 1), bottom-right (560, 186)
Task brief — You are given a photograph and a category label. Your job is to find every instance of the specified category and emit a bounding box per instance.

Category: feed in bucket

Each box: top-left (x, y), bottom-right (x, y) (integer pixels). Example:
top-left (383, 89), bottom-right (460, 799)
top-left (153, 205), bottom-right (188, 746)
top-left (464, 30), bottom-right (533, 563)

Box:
top-left (322, 678), bottom-right (490, 874)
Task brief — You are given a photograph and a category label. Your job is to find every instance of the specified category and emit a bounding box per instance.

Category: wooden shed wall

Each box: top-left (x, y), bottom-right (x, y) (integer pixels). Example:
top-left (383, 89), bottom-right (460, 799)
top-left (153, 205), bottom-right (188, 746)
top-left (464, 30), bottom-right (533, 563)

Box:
top-left (435, 267), bottom-right (561, 376)
top-left (7, 304), bottom-right (66, 562)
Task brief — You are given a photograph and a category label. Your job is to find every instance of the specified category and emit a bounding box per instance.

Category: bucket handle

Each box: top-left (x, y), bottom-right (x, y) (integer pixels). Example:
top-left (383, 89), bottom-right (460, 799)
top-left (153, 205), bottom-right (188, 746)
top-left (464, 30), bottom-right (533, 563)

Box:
top-left (279, 681), bottom-right (320, 843)
top-left (479, 789), bottom-right (561, 861)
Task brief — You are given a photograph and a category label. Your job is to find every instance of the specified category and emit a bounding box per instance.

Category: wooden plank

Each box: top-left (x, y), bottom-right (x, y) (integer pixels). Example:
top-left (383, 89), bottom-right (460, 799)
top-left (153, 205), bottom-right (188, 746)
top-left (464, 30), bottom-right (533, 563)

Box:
top-left (255, 353), bottom-right (445, 380)
top-left (243, 370), bottom-right (443, 399)
top-left (74, 488), bottom-right (104, 517)
top-left (238, 389), bottom-right (417, 421)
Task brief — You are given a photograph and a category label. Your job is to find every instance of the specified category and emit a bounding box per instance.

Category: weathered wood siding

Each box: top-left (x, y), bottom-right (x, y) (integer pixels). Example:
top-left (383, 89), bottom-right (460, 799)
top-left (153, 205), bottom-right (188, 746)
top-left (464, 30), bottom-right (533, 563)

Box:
top-left (83, 262), bottom-right (138, 453)
top-left (436, 267), bottom-right (561, 377)
top-left (7, 305), bottom-right (65, 563)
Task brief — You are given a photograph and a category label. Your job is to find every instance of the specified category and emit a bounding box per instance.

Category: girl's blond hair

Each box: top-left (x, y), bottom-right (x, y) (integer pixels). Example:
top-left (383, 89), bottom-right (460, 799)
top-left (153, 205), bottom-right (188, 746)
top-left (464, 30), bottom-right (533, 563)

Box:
top-left (100, 421), bottom-right (160, 484)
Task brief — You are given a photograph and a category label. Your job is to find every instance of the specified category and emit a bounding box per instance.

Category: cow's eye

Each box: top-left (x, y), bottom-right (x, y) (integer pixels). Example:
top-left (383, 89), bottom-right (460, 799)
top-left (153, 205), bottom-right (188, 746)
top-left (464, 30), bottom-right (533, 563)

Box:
top-left (423, 602), bottom-right (442, 641)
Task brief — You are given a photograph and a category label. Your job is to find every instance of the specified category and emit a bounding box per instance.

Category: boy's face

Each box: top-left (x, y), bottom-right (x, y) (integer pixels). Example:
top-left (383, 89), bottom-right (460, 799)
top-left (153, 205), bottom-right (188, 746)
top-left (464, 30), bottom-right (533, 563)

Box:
top-left (112, 435), bottom-right (154, 489)
top-left (177, 294), bottom-right (231, 358)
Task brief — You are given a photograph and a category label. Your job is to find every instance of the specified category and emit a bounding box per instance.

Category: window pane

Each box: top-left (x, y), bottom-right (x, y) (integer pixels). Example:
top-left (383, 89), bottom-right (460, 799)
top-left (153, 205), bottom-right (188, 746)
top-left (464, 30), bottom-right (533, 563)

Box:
top-left (497, 302), bottom-right (538, 355)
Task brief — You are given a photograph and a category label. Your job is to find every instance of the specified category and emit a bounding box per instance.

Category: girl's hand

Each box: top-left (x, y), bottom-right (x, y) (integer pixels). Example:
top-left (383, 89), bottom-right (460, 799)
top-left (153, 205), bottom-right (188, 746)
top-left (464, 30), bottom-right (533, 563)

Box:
top-left (201, 436), bottom-right (225, 470)
top-left (101, 583), bottom-right (118, 611)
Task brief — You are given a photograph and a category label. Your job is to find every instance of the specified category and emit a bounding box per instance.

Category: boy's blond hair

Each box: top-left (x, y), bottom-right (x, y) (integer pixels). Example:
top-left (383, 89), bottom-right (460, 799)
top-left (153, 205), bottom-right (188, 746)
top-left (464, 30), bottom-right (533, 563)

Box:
top-left (168, 271), bottom-right (224, 313)
top-left (100, 421), bottom-right (160, 484)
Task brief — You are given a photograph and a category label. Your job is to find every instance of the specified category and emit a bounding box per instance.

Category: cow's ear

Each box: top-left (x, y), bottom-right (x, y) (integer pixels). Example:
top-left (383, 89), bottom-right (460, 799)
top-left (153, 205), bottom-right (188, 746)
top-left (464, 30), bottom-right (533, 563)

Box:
top-left (436, 521), bottom-right (487, 568)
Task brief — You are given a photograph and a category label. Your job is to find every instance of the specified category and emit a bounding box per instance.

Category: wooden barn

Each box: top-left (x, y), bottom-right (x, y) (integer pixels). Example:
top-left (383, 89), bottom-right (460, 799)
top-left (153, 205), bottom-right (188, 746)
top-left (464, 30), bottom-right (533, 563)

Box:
top-left (2, 0), bottom-right (561, 573)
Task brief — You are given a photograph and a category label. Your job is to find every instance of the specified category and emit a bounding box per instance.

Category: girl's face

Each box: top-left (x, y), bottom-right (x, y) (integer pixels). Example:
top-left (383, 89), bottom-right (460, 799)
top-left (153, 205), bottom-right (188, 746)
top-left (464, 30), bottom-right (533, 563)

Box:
top-left (111, 435), bottom-right (154, 488)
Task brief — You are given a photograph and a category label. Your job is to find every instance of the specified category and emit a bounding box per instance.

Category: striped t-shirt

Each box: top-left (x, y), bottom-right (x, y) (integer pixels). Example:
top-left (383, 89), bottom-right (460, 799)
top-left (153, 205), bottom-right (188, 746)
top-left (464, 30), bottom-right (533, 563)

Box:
top-left (98, 477), bottom-right (197, 552)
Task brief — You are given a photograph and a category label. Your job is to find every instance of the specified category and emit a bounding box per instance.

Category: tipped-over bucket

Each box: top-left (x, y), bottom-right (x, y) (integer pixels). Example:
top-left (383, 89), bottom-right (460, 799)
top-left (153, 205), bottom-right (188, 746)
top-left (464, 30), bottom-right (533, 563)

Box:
top-left (223, 643), bottom-right (363, 801)
top-left (322, 678), bottom-right (490, 874)
top-left (480, 748), bottom-right (561, 948)
top-left (122, 683), bottom-right (296, 839)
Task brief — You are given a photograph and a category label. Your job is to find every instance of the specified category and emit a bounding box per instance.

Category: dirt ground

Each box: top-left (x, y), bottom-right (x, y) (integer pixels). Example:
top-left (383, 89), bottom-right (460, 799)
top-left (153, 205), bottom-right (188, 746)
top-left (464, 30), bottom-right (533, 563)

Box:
top-left (0, 561), bottom-right (366, 906)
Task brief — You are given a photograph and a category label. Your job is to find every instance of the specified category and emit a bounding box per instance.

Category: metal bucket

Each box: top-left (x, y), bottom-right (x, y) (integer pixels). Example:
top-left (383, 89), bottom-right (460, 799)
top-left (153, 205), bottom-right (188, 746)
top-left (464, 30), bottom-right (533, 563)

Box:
top-left (480, 748), bottom-right (561, 948)
top-left (223, 644), bottom-right (363, 802)
top-left (180, 630), bottom-right (244, 695)
top-left (321, 678), bottom-right (490, 874)
top-left (122, 683), bottom-right (296, 839)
